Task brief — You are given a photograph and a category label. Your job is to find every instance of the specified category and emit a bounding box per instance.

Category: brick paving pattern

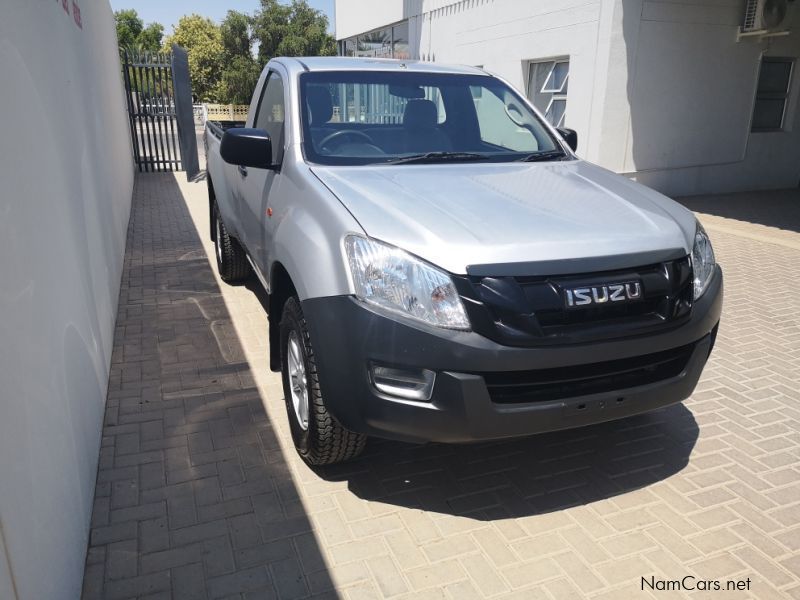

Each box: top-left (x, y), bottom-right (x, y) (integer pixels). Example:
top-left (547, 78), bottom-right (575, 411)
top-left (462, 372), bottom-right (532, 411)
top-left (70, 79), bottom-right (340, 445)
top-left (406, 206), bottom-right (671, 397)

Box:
top-left (82, 174), bottom-right (800, 599)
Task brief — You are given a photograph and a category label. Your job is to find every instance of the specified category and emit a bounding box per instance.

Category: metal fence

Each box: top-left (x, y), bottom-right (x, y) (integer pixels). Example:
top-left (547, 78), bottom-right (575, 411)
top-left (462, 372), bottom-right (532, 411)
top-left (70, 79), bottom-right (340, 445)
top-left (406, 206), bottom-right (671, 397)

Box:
top-left (121, 49), bottom-right (183, 172)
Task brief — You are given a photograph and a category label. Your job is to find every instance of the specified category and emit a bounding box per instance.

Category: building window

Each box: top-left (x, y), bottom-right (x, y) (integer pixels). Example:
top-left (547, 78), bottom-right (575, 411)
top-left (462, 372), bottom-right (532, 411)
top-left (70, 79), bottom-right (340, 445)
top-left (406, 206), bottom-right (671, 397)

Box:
top-left (526, 59), bottom-right (569, 127)
top-left (339, 21), bottom-right (411, 60)
top-left (392, 22), bottom-right (409, 60)
top-left (752, 57), bottom-right (793, 131)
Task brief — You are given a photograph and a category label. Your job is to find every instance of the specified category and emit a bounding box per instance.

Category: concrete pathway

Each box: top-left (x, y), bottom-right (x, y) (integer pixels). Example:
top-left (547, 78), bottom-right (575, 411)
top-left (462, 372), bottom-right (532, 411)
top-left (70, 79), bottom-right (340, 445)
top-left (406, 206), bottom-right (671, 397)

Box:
top-left (82, 175), bottom-right (800, 599)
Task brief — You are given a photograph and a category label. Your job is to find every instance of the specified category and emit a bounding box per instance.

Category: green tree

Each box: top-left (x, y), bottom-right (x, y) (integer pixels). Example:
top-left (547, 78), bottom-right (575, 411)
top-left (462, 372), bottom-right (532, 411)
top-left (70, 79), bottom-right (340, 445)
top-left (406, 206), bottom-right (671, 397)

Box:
top-left (253, 0), bottom-right (335, 65)
top-left (138, 23), bottom-right (164, 53)
top-left (221, 10), bottom-right (252, 61)
top-left (163, 14), bottom-right (225, 102)
top-left (219, 11), bottom-right (260, 104)
top-left (115, 9), bottom-right (164, 52)
top-left (115, 9), bottom-right (143, 48)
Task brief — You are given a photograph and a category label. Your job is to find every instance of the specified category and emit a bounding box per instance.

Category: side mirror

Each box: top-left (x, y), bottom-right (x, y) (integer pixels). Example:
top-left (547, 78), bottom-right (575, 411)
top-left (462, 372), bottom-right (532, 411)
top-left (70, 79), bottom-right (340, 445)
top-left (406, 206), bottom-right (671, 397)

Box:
top-left (557, 127), bottom-right (578, 152)
top-left (220, 128), bottom-right (274, 169)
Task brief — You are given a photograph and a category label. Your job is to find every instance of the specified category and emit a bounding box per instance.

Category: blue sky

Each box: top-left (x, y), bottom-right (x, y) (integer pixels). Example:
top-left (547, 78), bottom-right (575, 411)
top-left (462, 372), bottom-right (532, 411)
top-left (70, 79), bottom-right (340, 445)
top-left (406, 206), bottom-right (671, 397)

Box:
top-left (109, 0), bottom-right (336, 34)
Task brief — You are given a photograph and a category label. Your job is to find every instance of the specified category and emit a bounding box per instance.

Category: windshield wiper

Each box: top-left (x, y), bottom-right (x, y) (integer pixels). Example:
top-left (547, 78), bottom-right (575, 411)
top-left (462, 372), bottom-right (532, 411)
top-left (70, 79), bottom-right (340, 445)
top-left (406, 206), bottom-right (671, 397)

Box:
top-left (384, 152), bottom-right (489, 165)
top-left (517, 150), bottom-right (567, 162)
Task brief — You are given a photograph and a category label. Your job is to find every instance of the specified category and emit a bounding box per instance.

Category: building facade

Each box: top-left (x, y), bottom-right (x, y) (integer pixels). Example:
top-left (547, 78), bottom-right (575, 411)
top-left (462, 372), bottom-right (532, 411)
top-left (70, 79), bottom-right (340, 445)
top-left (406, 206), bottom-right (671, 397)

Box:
top-left (335, 0), bottom-right (800, 196)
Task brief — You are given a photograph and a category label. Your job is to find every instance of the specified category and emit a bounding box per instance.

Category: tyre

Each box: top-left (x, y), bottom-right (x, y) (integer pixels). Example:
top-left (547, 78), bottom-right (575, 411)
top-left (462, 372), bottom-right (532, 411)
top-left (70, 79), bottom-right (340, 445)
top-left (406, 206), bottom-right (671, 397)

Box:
top-left (280, 297), bottom-right (367, 465)
top-left (213, 206), bottom-right (250, 283)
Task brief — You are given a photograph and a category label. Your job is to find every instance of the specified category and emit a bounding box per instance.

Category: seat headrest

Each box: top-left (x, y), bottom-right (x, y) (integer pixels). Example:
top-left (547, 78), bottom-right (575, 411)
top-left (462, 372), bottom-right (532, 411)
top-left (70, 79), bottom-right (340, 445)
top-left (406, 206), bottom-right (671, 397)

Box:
top-left (306, 85), bottom-right (333, 125)
top-left (403, 99), bottom-right (438, 129)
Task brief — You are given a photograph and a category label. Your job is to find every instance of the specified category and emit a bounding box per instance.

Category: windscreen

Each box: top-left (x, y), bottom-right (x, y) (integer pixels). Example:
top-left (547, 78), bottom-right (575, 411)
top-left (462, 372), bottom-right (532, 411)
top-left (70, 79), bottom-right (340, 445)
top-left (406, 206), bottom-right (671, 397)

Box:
top-left (299, 70), bottom-right (561, 165)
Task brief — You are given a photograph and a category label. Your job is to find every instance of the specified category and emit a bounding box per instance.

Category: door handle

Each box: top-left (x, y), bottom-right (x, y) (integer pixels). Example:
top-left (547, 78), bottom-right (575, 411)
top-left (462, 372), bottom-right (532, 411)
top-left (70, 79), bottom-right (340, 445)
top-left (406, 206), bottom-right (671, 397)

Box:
top-left (238, 165), bottom-right (248, 178)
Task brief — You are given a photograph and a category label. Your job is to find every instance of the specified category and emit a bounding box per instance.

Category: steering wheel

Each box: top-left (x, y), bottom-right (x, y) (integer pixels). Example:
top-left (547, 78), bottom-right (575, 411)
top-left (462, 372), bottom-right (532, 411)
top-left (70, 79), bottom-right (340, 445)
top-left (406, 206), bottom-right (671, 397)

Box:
top-left (319, 129), bottom-right (375, 150)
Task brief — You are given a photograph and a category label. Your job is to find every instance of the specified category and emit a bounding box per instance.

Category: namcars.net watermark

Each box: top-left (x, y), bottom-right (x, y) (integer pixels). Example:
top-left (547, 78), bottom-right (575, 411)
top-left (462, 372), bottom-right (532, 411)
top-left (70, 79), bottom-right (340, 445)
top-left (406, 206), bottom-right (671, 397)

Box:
top-left (642, 576), bottom-right (752, 592)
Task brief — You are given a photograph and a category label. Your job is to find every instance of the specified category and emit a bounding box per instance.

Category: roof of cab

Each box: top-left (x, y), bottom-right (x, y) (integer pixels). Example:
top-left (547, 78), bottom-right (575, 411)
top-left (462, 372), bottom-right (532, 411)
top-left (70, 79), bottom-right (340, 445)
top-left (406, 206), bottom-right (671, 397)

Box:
top-left (274, 56), bottom-right (488, 76)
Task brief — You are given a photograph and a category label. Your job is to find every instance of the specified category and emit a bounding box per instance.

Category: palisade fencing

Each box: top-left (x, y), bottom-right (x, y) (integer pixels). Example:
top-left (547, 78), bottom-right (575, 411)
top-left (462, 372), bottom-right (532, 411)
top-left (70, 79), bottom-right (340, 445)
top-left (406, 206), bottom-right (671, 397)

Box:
top-left (121, 49), bottom-right (183, 172)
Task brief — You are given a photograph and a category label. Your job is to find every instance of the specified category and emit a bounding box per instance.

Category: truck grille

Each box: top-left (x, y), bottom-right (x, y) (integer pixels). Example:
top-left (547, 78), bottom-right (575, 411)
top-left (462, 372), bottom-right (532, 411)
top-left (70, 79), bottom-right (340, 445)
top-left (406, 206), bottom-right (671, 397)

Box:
top-left (483, 342), bottom-right (695, 404)
top-left (453, 256), bottom-right (693, 346)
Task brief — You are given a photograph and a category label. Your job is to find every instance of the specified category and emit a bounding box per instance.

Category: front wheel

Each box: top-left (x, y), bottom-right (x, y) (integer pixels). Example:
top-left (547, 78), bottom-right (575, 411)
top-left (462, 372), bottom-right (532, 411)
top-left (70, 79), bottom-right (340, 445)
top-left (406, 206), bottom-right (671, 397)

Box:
top-left (280, 297), bottom-right (367, 465)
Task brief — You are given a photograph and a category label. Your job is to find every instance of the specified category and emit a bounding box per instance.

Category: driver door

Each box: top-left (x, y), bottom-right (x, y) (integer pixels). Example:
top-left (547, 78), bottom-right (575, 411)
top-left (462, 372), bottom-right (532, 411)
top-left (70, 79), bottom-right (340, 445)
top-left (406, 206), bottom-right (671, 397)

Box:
top-left (237, 70), bottom-right (286, 273)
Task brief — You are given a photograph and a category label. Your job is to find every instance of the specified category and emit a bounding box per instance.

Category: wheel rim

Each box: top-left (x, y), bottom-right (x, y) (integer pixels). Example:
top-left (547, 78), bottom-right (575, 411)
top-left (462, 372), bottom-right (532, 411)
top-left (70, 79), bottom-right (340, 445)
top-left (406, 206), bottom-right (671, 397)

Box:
top-left (215, 217), bottom-right (223, 264)
top-left (287, 331), bottom-right (309, 431)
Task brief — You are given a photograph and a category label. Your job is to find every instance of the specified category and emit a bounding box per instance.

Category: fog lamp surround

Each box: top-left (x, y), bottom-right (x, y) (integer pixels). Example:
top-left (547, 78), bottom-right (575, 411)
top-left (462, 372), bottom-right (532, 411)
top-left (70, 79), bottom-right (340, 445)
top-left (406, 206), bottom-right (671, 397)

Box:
top-left (370, 364), bottom-right (436, 401)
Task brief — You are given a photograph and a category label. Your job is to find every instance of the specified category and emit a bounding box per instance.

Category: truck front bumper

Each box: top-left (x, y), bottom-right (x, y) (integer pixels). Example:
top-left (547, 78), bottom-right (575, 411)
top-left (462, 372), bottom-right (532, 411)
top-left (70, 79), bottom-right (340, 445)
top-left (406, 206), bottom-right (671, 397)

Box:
top-left (301, 266), bottom-right (722, 444)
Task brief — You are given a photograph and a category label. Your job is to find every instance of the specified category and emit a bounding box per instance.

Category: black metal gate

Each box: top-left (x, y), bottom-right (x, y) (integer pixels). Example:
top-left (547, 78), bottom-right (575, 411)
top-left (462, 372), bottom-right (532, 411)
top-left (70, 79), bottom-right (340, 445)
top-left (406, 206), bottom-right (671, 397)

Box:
top-left (121, 47), bottom-right (198, 177)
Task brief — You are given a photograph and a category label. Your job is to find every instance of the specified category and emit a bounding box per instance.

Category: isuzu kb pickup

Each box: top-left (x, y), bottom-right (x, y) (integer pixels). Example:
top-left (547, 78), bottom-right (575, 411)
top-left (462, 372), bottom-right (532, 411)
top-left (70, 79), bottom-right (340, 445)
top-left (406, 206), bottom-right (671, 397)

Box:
top-left (204, 57), bottom-right (722, 465)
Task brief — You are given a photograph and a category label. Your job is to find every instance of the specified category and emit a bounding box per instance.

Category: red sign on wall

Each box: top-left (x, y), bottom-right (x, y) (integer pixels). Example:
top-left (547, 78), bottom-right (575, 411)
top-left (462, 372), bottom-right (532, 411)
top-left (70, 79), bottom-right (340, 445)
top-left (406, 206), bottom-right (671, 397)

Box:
top-left (56, 0), bottom-right (83, 31)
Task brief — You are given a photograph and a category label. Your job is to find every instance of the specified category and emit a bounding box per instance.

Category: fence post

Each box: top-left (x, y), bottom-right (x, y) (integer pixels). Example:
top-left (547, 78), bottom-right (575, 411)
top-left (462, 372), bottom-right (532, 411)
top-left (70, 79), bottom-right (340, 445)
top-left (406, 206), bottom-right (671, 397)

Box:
top-left (170, 44), bottom-right (200, 179)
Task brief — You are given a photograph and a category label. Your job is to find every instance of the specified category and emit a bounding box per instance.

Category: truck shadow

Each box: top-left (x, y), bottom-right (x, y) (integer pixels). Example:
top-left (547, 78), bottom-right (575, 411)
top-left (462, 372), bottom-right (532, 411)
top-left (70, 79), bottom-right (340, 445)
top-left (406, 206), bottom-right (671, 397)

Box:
top-left (315, 403), bottom-right (698, 519)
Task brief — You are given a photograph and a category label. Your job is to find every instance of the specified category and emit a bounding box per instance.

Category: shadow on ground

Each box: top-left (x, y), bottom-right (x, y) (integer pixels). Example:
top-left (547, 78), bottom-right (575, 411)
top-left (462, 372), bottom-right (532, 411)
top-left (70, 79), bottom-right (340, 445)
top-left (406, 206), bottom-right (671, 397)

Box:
top-left (315, 403), bottom-right (698, 520)
top-left (82, 173), bottom-right (337, 600)
top-left (678, 188), bottom-right (800, 233)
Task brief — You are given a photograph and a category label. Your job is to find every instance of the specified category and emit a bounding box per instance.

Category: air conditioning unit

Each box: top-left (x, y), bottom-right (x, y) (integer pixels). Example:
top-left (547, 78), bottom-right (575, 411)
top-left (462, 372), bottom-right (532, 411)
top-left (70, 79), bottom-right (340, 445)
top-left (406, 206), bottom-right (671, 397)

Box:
top-left (741, 0), bottom-right (789, 33)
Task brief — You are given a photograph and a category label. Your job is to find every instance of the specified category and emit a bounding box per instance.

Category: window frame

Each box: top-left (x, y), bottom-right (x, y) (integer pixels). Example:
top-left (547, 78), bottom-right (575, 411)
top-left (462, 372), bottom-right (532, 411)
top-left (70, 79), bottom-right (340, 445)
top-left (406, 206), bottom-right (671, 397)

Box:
top-left (751, 56), bottom-right (794, 133)
top-left (526, 58), bottom-right (570, 128)
top-left (252, 69), bottom-right (287, 165)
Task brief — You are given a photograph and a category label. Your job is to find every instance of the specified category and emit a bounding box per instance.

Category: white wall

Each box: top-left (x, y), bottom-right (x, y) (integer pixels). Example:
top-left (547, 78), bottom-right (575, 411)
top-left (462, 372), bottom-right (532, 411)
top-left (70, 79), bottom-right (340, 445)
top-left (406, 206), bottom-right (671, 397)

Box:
top-left (610, 0), bottom-right (800, 195)
top-left (0, 1), bottom-right (133, 599)
top-left (336, 0), bottom-right (800, 195)
top-left (335, 0), bottom-right (405, 39)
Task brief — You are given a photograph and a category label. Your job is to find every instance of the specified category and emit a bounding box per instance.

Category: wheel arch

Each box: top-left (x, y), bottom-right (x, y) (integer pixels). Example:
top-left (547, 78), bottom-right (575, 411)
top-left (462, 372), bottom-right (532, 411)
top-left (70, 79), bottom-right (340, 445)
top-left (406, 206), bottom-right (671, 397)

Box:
top-left (268, 261), bottom-right (297, 372)
top-left (207, 173), bottom-right (216, 242)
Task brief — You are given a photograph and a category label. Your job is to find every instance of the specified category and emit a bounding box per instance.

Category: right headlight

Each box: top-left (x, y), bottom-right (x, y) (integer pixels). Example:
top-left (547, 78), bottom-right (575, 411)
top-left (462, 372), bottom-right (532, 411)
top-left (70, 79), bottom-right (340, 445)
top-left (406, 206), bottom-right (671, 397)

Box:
top-left (691, 222), bottom-right (716, 300)
top-left (344, 235), bottom-right (470, 330)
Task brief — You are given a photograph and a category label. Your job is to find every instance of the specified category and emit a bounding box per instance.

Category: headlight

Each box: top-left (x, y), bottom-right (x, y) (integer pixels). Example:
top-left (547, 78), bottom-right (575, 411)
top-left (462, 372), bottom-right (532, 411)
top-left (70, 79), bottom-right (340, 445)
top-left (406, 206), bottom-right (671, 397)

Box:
top-left (344, 235), bottom-right (470, 330)
top-left (691, 222), bottom-right (716, 300)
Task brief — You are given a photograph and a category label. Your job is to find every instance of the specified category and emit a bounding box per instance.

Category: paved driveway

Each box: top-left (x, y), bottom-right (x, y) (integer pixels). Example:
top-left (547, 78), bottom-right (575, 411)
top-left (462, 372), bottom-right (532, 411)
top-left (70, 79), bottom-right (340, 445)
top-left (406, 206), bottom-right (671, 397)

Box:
top-left (82, 175), bottom-right (800, 599)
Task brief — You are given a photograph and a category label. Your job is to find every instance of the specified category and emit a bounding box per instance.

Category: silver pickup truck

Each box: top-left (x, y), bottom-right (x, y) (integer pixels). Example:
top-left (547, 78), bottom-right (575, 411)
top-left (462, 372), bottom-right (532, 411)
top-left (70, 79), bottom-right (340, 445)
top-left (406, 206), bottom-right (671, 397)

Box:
top-left (204, 57), bottom-right (722, 465)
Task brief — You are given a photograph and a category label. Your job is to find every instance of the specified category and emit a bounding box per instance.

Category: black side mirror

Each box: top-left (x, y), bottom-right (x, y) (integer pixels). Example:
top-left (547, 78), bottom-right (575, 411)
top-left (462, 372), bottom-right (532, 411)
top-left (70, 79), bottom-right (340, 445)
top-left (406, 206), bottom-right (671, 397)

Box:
top-left (220, 128), bottom-right (274, 169)
top-left (557, 127), bottom-right (578, 152)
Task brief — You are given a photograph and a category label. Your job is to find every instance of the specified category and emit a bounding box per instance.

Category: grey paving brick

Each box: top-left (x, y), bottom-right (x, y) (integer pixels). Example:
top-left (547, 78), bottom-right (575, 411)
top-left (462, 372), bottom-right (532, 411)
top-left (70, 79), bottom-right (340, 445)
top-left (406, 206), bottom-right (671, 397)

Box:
top-left (172, 562), bottom-right (208, 600)
top-left (110, 501), bottom-right (167, 524)
top-left (103, 570), bottom-right (171, 600)
top-left (207, 566), bottom-right (271, 599)
top-left (91, 521), bottom-right (138, 546)
top-left (141, 543), bottom-right (205, 574)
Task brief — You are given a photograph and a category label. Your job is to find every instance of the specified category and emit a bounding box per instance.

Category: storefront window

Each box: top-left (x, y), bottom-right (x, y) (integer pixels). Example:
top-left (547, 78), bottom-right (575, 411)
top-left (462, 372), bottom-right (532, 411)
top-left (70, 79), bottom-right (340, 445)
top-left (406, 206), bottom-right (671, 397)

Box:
top-left (339, 21), bottom-right (410, 59)
top-left (392, 22), bottom-right (410, 60)
top-left (356, 28), bottom-right (392, 58)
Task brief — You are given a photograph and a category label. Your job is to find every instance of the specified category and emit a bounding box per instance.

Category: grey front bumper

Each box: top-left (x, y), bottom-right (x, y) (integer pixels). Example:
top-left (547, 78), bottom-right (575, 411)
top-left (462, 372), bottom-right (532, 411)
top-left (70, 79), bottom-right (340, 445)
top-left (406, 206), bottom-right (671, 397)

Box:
top-left (301, 266), bottom-right (722, 444)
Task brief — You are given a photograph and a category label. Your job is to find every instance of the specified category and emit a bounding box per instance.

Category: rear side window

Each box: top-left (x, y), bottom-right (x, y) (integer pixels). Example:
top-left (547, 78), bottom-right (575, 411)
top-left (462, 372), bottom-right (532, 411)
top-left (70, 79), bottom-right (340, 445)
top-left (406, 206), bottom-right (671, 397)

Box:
top-left (254, 72), bottom-right (286, 161)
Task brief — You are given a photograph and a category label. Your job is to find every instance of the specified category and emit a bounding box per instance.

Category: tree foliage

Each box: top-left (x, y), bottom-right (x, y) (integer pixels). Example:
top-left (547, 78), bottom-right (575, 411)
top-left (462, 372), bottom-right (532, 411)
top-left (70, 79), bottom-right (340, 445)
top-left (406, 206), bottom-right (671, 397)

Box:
top-left (163, 14), bottom-right (225, 102)
top-left (253, 0), bottom-right (335, 64)
top-left (114, 9), bottom-right (164, 52)
top-left (218, 10), bottom-right (261, 103)
top-left (150, 1), bottom-right (336, 103)
top-left (138, 23), bottom-right (164, 53)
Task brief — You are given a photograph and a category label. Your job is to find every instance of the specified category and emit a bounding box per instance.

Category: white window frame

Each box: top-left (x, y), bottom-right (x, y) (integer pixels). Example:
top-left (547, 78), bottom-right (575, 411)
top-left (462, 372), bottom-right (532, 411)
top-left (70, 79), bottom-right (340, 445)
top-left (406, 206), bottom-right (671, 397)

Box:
top-left (526, 58), bottom-right (569, 128)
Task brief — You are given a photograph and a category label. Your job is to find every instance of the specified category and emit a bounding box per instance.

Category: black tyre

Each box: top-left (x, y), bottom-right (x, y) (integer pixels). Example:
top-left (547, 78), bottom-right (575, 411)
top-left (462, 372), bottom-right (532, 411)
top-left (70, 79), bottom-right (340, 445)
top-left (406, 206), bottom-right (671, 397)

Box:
top-left (213, 206), bottom-right (250, 283)
top-left (280, 297), bottom-right (367, 465)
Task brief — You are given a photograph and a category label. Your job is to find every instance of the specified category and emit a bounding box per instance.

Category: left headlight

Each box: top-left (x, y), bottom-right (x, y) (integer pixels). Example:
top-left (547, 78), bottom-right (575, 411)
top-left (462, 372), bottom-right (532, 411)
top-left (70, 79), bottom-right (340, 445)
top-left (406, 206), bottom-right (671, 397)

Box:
top-left (344, 235), bottom-right (470, 330)
top-left (692, 222), bottom-right (716, 300)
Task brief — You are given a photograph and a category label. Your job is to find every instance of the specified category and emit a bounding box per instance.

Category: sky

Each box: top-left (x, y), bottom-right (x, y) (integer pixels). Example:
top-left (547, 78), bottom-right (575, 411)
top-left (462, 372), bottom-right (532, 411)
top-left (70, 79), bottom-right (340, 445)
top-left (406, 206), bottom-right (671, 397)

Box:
top-left (109, 0), bottom-right (336, 35)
